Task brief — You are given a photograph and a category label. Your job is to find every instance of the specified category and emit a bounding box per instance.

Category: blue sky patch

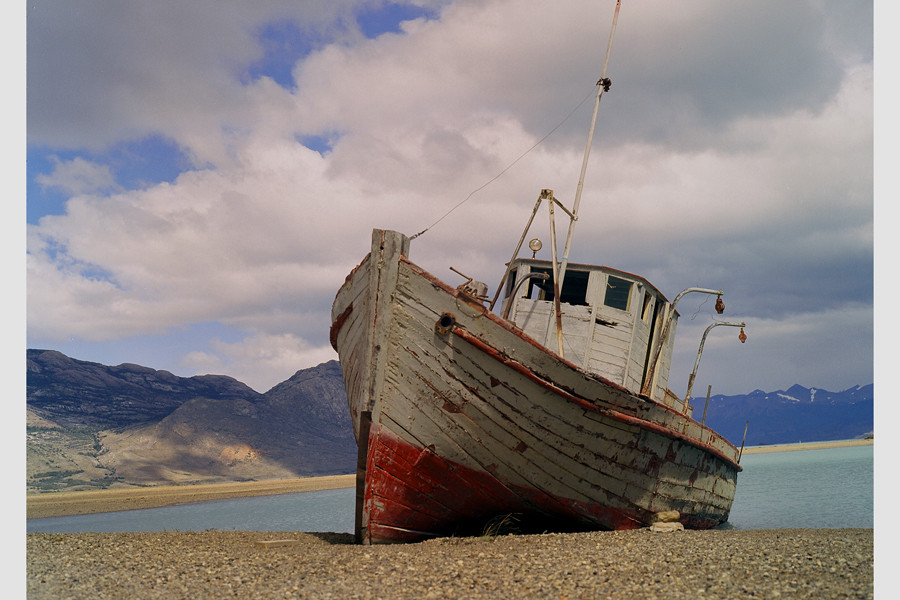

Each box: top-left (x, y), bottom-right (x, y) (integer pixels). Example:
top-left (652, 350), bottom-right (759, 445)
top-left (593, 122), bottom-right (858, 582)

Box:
top-left (244, 21), bottom-right (320, 88)
top-left (105, 135), bottom-right (190, 190)
top-left (297, 133), bottom-right (337, 155)
top-left (27, 136), bottom-right (190, 224)
top-left (243, 5), bottom-right (439, 89)
top-left (357, 3), bottom-right (438, 38)
top-left (27, 148), bottom-right (75, 223)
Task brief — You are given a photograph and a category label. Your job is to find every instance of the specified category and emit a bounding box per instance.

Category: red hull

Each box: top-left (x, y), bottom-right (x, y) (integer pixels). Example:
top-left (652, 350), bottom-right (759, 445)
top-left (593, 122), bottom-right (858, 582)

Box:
top-left (361, 424), bottom-right (722, 544)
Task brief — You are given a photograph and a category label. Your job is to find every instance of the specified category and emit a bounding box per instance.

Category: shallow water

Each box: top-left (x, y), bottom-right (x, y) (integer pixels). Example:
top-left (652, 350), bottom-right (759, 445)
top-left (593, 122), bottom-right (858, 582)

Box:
top-left (27, 485), bottom-right (356, 534)
top-left (724, 444), bottom-right (873, 529)
top-left (27, 445), bottom-right (873, 534)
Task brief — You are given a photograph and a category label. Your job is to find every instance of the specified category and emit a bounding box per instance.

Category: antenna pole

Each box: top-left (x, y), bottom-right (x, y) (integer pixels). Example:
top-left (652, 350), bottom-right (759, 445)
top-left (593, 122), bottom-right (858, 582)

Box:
top-left (556, 0), bottom-right (622, 290)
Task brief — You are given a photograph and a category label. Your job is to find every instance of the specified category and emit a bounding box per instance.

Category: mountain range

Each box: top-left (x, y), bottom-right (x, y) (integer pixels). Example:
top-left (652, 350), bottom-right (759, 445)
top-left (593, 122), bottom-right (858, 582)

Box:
top-left (26, 348), bottom-right (873, 493)
top-left (700, 384), bottom-right (873, 447)
top-left (27, 349), bottom-right (355, 493)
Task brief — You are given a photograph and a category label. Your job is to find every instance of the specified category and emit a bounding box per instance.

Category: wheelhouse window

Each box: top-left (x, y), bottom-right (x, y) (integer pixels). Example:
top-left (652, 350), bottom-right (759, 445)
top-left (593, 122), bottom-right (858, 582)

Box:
top-left (526, 267), bottom-right (590, 306)
top-left (526, 268), bottom-right (550, 300)
top-left (604, 276), bottom-right (632, 311)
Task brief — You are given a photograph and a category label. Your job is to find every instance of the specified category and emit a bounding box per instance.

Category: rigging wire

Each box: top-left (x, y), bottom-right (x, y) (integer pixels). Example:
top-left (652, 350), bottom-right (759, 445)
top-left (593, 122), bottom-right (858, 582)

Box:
top-left (690, 294), bottom-right (711, 320)
top-left (409, 84), bottom-right (599, 240)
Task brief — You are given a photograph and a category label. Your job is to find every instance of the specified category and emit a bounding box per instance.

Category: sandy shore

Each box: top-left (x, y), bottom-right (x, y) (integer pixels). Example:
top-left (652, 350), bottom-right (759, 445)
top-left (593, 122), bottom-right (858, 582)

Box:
top-left (26, 474), bottom-right (355, 519)
top-left (26, 528), bottom-right (873, 599)
top-left (741, 438), bottom-right (872, 455)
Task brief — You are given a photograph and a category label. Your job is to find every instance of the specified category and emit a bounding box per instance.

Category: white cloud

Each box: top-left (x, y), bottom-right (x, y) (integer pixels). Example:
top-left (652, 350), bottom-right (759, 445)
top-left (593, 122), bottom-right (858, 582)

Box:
top-left (27, 141), bottom-right (361, 340)
top-left (198, 333), bottom-right (337, 393)
top-left (35, 157), bottom-right (120, 196)
top-left (26, 0), bottom-right (873, 394)
top-left (27, 0), bottom-right (406, 160)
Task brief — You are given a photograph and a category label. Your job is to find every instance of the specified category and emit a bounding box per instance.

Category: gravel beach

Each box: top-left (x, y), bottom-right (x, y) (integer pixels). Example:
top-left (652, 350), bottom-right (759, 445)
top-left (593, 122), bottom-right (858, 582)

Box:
top-left (27, 528), bottom-right (873, 599)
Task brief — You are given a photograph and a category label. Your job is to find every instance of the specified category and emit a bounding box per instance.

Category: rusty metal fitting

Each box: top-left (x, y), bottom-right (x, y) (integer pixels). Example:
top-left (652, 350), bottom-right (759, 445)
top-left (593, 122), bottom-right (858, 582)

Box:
top-left (435, 312), bottom-right (456, 335)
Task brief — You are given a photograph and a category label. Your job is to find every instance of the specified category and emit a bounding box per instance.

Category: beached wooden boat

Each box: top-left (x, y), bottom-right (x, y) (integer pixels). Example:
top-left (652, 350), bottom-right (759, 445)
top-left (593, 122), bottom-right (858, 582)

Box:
top-left (330, 227), bottom-right (742, 544)
top-left (330, 2), bottom-right (742, 544)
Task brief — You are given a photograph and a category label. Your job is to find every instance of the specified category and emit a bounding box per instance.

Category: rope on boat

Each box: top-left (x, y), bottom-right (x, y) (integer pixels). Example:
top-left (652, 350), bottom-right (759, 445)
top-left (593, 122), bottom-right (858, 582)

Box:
top-left (408, 84), bottom-right (598, 241)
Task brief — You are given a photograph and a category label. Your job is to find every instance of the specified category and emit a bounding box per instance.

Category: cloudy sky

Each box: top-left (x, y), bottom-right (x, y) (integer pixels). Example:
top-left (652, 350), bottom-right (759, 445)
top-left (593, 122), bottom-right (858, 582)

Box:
top-left (24, 0), bottom-right (876, 397)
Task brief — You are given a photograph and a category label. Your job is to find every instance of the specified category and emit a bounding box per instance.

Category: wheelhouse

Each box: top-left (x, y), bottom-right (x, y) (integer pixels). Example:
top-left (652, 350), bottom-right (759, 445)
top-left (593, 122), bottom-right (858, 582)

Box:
top-left (500, 258), bottom-right (687, 412)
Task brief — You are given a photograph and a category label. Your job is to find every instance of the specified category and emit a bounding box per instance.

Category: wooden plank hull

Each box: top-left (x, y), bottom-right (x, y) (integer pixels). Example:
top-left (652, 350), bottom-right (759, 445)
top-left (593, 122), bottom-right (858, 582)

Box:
top-left (331, 230), bottom-right (741, 544)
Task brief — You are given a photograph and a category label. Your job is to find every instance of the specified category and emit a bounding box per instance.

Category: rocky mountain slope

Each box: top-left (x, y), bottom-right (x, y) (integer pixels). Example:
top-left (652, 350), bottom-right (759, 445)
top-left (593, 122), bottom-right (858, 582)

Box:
top-left (27, 350), bottom-right (355, 492)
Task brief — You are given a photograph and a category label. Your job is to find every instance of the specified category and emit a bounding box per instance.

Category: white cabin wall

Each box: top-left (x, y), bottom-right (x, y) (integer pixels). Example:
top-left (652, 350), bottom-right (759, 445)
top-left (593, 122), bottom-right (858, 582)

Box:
top-left (513, 300), bottom-right (593, 371)
top-left (514, 298), bottom-right (550, 340)
top-left (584, 271), bottom-right (604, 309)
top-left (557, 305), bottom-right (593, 369)
top-left (503, 260), bottom-right (683, 401)
top-left (508, 265), bottom-right (597, 371)
top-left (586, 271), bottom-right (635, 388)
top-left (587, 323), bottom-right (631, 384)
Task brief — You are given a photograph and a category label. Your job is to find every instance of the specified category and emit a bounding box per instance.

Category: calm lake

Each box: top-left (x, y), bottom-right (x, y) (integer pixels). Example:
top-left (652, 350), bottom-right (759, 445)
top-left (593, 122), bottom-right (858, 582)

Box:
top-left (27, 444), bottom-right (873, 534)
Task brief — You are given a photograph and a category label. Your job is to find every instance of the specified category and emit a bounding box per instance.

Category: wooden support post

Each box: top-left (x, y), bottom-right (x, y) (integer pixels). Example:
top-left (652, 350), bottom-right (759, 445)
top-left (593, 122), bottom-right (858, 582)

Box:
top-left (738, 420), bottom-right (749, 463)
top-left (702, 385), bottom-right (711, 426)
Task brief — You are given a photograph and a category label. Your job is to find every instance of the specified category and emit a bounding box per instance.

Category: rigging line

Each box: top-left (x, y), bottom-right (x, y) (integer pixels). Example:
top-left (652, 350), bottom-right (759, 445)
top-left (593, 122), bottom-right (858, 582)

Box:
top-left (409, 84), bottom-right (599, 240)
top-left (690, 294), bottom-right (711, 320)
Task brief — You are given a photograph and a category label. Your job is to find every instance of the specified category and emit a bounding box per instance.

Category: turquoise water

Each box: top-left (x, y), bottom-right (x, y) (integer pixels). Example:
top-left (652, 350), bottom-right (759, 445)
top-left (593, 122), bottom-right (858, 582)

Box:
top-left (725, 444), bottom-right (873, 530)
top-left (27, 445), bottom-right (873, 534)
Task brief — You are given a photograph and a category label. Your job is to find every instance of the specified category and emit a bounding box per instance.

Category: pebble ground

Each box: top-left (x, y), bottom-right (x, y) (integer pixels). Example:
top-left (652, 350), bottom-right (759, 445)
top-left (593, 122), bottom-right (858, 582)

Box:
top-left (27, 528), bottom-right (873, 599)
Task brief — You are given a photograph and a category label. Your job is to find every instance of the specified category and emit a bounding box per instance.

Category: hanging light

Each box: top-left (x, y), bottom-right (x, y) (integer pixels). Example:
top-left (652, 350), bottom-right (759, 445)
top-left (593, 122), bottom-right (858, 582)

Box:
top-left (715, 295), bottom-right (725, 314)
top-left (739, 328), bottom-right (747, 343)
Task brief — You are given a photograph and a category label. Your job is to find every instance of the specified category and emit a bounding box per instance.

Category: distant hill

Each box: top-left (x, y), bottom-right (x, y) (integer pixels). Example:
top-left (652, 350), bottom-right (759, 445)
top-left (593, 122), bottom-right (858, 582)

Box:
top-left (26, 349), bottom-right (873, 493)
top-left (26, 349), bottom-right (356, 492)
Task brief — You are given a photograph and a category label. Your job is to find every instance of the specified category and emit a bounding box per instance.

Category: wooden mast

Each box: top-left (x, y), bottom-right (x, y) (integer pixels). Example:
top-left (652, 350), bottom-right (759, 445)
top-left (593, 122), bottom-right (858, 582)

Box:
top-left (554, 0), bottom-right (622, 295)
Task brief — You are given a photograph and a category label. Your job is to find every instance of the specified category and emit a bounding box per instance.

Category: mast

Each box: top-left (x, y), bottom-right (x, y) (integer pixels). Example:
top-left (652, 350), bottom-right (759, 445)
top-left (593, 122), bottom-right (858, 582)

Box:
top-left (492, 1), bottom-right (623, 350)
top-left (542, 0), bottom-right (622, 353)
top-left (555, 0), bottom-right (622, 293)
